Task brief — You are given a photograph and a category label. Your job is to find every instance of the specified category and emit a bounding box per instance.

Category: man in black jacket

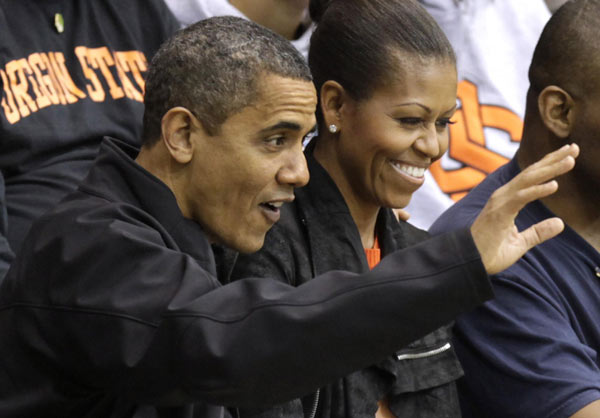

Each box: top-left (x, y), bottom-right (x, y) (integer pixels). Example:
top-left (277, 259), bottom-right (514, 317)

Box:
top-left (0, 16), bottom-right (578, 418)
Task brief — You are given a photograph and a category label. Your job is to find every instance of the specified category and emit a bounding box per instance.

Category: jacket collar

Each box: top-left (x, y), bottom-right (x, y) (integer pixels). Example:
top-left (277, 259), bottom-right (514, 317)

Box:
top-left (80, 137), bottom-right (217, 275)
top-left (295, 140), bottom-right (417, 275)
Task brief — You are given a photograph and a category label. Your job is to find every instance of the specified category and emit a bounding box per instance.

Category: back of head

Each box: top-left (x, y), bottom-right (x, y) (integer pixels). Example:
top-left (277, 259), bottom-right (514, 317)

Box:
top-left (308, 0), bottom-right (455, 107)
top-left (529, 0), bottom-right (600, 99)
top-left (142, 16), bottom-right (312, 146)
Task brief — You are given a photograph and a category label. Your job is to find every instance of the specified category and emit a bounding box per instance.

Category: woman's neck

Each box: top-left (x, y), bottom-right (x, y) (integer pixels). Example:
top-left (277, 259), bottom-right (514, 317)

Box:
top-left (313, 137), bottom-right (380, 249)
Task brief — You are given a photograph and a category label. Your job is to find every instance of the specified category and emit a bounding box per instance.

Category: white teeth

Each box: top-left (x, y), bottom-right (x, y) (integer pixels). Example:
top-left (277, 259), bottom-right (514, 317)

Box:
top-left (392, 162), bottom-right (425, 178)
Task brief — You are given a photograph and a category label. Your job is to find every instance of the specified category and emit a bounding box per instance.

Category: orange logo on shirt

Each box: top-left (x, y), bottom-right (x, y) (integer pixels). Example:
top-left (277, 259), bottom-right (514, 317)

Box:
top-left (430, 80), bottom-right (523, 201)
top-left (1, 47), bottom-right (147, 124)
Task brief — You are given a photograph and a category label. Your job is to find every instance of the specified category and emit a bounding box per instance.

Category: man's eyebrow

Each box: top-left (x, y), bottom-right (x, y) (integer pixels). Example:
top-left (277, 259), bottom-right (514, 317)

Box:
top-left (259, 121), bottom-right (302, 134)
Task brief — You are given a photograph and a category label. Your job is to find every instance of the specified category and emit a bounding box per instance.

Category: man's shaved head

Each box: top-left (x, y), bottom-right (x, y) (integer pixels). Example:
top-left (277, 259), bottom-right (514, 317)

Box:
top-left (529, 0), bottom-right (600, 99)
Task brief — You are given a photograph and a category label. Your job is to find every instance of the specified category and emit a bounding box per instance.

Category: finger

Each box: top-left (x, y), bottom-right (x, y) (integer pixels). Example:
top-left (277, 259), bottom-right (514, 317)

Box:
top-left (503, 180), bottom-right (559, 213)
top-left (394, 208), bottom-right (410, 222)
top-left (519, 217), bottom-right (565, 250)
top-left (528, 143), bottom-right (579, 170)
top-left (521, 154), bottom-right (576, 185)
top-left (503, 153), bottom-right (575, 196)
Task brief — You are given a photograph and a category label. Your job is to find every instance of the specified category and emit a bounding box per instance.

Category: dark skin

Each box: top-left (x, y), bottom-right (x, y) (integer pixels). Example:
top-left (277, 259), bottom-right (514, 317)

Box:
top-left (314, 58), bottom-right (457, 249)
top-left (517, 86), bottom-right (600, 253)
top-left (516, 84), bottom-right (600, 418)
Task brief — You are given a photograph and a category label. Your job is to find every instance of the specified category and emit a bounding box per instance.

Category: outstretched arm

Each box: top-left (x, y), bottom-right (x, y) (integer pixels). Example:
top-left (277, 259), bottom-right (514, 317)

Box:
top-left (470, 143), bottom-right (578, 275)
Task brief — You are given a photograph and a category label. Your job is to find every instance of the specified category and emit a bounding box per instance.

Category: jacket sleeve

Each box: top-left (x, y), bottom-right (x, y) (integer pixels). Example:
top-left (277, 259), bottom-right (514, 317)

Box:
top-left (166, 228), bottom-right (491, 408)
top-left (0, 205), bottom-right (491, 409)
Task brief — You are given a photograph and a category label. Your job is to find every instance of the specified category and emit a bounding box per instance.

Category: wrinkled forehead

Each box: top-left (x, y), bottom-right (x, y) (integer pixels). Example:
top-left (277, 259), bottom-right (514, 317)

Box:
top-left (252, 72), bottom-right (318, 117)
top-left (216, 72), bottom-right (317, 136)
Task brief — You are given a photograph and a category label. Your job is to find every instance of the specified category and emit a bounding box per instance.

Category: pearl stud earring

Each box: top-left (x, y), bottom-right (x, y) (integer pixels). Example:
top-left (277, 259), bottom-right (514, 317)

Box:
top-left (328, 124), bottom-right (338, 133)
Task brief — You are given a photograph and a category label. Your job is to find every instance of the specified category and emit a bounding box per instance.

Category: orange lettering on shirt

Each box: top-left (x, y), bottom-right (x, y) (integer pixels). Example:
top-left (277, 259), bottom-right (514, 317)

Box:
top-left (49, 52), bottom-right (86, 104)
top-left (6, 59), bottom-right (38, 117)
top-left (429, 80), bottom-right (523, 201)
top-left (86, 47), bottom-right (125, 100)
top-left (115, 51), bottom-right (147, 94)
top-left (29, 53), bottom-right (61, 106)
top-left (41, 53), bottom-right (67, 105)
top-left (0, 68), bottom-right (20, 124)
top-left (114, 51), bottom-right (144, 101)
top-left (21, 56), bottom-right (52, 110)
top-left (74, 46), bottom-right (105, 102)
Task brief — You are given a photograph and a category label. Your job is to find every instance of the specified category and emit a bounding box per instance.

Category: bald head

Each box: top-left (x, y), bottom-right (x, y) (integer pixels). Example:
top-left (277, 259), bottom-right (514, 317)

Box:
top-left (519, 0), bottom-right (600, 201)
top-left (529, 0), bottom-right (600, 99)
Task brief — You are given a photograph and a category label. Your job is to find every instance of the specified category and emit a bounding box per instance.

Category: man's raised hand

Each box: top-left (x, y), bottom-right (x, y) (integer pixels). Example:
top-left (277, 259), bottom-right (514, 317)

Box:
top-left (471, 143), bottom-right (579, 275)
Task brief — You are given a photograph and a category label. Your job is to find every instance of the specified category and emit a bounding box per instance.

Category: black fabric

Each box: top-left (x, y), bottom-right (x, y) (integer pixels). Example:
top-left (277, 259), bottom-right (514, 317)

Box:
top-left (0, 138), bottom-right (491, 417)
top-left (0, 171), bottom-right (13, 277)
top-left (0, 0), bottom-right (179, 260)
top-left (228, 148), bottom-right (463, 418)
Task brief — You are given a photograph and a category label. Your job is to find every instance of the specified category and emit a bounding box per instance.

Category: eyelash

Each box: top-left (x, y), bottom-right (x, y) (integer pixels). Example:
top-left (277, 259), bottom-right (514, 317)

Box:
top-left (265, 136), bottom-right (286, 147)
top-left (437, 118), bottom-right (456, 128)
top-left (398, 117), bottom-right (423, 126)
top-left (397, 118), bottom-right (456, 129)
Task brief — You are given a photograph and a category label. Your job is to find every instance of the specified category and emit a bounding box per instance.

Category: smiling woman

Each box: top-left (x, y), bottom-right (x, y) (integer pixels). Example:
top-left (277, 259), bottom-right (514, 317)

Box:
top-left (315, 59), bottom-right (457, 235)
top-left (227, 0), bottom-right (463, 417)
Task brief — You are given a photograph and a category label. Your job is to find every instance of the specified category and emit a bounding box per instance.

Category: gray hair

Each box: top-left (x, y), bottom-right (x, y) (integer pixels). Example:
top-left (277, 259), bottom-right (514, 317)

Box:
top-left (142, 16), bottom-right (312, 145)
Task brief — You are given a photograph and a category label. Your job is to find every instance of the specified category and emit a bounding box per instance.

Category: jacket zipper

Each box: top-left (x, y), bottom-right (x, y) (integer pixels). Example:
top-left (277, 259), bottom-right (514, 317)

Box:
top-left (307, 389), bottom-right (320, 418)
top-left (395, 342), bottom-right (451, 361)
top-left (305, 344), bottom-right (450, 418)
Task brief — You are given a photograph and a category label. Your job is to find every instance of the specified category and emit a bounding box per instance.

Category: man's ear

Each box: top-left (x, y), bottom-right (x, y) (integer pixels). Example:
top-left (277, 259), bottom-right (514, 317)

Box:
top-left (538, 86), bottom-right (575, 139)
top-left (320, 80), bottom-right (346, 132)
top-left (160, 107), bottom-right (202, 164)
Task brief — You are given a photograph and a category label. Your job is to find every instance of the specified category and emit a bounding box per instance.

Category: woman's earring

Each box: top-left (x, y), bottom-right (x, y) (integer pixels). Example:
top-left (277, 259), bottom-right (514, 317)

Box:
top-left (328, 124), bottom-right (338, 133)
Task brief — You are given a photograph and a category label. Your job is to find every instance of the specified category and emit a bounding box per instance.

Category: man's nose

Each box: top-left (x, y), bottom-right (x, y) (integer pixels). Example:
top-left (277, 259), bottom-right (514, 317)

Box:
top-left (277, 148), bottom-right (309, 188)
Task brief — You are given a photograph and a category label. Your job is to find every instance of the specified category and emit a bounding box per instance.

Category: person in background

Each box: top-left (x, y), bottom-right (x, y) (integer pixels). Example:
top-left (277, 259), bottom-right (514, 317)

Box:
top-left (224, 0), bottom-right (577, 417)
top-left (546, 0), bottom-right (570, 11)
top-left (407, 0), bottom-right (563, 229)
top-left (164, 0), bottom-right (313, 58)
top-left (0, 15), bottom-right (578, 418)
top-left (430, 1), bottom-right (600, 416)
top-left (0, 0), bottom-right (179, 276)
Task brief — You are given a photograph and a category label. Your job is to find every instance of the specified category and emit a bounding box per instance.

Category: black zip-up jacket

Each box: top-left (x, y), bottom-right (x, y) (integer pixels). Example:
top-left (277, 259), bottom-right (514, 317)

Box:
top-left (227, 148), bottom-right (463, 418)
top-left (0, 138), bottom-right (491, 417)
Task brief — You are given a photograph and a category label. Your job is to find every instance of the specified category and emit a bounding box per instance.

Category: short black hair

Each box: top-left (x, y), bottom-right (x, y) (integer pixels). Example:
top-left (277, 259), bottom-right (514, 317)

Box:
top-left (529, 0), bottom-right (600, 99)
top-left (308, 0), bottom-right (455, 125)
top-left (142, 16), bottom-right (312, 146)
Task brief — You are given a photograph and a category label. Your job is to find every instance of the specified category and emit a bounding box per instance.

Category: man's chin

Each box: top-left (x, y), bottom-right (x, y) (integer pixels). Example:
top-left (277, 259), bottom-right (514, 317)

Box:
top-left (235, 238), bottom-right (266, 254)
top-left (220, 233), bottom-right (266, 254)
